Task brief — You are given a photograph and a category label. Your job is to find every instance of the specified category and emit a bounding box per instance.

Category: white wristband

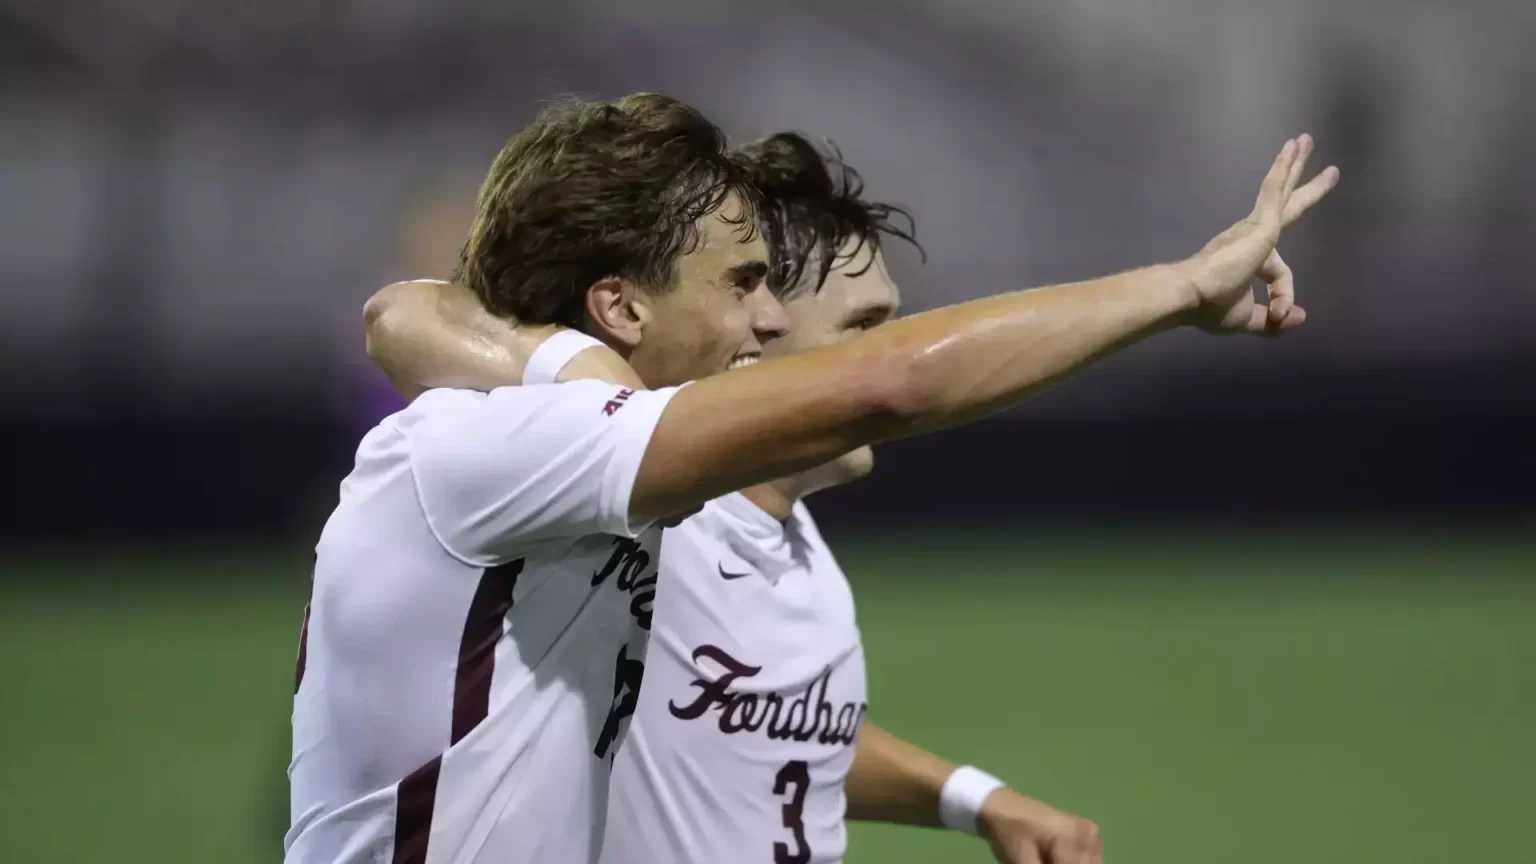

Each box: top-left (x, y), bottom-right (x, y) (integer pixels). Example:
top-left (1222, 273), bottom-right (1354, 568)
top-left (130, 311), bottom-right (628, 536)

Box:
top-left (522, 330), bottom-right (605, 385)
top-left (938, 766), bottom-right (1006, 836)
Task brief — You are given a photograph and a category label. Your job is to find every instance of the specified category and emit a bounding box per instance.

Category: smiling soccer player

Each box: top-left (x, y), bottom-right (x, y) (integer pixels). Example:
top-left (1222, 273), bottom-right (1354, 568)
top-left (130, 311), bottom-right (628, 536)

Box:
top-left (357, 123), bottom-right (1336, 864)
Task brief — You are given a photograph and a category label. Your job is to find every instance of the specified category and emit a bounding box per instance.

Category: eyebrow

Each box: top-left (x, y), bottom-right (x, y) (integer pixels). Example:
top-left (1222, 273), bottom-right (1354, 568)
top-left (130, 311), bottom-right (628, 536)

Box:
top-left (846, 301), bottom-right (896, 322)
top-left (724, 260), bottom-right (768, 285)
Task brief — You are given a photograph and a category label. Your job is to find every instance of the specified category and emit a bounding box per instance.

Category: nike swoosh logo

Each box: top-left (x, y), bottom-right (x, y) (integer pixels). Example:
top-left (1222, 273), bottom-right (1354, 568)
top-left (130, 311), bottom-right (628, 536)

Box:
top-left (718, 562), bottom-right (753, 581)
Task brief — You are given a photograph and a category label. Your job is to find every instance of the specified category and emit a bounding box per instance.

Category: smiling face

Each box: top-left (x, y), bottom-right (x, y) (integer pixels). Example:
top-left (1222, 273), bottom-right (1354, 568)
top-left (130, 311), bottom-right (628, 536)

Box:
top-left (711, 131), bottom-right (919, 496)
top-left (623, 191), bottom-right (790, 387)
top-left (765, 238), bottom-right (902, 483)
top-left (456, 94), bottom-right (792, 389)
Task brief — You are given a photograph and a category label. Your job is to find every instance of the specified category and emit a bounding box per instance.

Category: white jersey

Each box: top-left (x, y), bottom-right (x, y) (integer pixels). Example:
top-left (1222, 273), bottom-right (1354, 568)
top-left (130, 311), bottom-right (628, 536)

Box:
top-left (603, 494), bottom-right (868, 864)
top-left (287, 380), bottom-right (681, 864)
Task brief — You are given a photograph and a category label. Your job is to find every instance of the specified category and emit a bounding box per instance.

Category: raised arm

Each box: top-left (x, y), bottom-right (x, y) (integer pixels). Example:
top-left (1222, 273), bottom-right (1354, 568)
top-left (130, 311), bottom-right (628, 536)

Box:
top-left (629, 137), bottom-right (1336, 522)
top-left (366, 138), bottom-right (1336, 528)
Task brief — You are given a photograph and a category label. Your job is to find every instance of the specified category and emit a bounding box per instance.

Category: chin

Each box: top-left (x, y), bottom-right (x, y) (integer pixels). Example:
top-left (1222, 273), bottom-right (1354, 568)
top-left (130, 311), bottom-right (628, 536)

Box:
top-left (831, 446), bottom-right (875, 484)
top-left (848, 446), bottom-right (876, 478)
top-left (795, 446), bottom-right (876, 501)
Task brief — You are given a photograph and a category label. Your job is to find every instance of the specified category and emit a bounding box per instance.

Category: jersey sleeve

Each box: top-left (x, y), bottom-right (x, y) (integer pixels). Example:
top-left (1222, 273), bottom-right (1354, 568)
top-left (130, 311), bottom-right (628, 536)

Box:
top-left (407, 380), bottom-right (682, 565)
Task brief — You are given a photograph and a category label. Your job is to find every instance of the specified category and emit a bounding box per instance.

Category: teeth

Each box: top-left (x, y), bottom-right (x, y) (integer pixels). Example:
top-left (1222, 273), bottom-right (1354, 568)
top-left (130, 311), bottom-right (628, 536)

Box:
top-left (728, 356), bottom-right (760, 371)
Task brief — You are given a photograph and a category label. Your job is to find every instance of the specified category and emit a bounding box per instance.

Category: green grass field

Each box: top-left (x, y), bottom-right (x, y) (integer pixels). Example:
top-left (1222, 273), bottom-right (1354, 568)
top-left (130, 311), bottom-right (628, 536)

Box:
top-left (3, 529), bottom-right (1532, 863)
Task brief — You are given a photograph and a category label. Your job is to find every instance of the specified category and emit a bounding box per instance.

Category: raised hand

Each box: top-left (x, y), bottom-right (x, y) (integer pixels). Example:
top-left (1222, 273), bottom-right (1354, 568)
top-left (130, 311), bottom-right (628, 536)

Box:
top-left (1183, 134), bottom-right (1340, 335)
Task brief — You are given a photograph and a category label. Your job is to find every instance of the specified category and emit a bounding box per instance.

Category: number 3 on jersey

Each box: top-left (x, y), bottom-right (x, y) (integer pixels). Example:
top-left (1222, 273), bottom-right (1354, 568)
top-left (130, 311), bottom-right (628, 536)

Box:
top-left (773, 760), bottom-right (811, 864)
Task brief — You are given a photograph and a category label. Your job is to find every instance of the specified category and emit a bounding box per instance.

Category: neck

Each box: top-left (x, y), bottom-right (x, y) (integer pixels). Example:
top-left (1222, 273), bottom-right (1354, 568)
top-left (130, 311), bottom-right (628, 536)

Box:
top-left (740, 480), bottom-right (798, 521)
top-left (740, 464), bottom-right (852, 521)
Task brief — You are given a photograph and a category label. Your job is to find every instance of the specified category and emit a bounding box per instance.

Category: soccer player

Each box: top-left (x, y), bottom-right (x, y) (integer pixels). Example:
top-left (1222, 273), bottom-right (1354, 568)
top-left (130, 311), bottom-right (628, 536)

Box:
top-left (362, 128), bottom-right (1332, 864)
top-left (293, 90), bottom-right (1335, 864)
top-left (289, 95), bottom-right (786, 864)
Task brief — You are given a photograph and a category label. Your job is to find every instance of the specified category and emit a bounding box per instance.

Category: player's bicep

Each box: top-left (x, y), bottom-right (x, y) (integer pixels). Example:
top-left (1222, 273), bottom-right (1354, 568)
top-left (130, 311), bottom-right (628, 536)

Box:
top-left (410, 382), bottom-right (684, 564)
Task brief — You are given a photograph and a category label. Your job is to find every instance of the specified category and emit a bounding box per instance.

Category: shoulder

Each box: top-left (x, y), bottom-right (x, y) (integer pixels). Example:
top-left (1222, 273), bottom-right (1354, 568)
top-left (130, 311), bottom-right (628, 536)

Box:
top-left (410, 379), bottom-right (633, 413)
top-left (403, 381), bottom-right (645, 437)
top-left (403, 381), bottom-right (685, 555)
top-left (401, 381), bottom-right (670, 490)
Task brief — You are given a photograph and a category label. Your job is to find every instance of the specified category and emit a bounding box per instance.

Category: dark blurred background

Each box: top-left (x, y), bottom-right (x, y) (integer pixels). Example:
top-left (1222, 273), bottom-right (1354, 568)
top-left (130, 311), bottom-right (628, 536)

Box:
top-left (1, 2), bottom-right (1531, 863)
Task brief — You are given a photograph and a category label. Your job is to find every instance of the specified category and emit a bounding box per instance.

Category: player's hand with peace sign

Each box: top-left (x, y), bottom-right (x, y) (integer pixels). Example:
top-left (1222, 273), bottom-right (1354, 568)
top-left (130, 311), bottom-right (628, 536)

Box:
top-left (1181, 133), bottom-right (1340, 336)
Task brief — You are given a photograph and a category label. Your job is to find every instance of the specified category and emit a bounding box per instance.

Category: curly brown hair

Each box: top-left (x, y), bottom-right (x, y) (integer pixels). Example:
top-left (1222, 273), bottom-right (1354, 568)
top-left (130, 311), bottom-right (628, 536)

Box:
top-left (456, 93), bottom-right (759, 327)
top-left (731, 132), bottom-right (921, 299)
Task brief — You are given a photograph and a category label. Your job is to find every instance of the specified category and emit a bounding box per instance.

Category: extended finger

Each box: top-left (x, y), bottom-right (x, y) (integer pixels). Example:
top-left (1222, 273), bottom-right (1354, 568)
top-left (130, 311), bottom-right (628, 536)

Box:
top-left (1252, 138), bottom-right (1297, 222)
top-left (1284, 133), bottom-right (1314, 197)
top-left (1282, 165), bottom-right (1341, 227)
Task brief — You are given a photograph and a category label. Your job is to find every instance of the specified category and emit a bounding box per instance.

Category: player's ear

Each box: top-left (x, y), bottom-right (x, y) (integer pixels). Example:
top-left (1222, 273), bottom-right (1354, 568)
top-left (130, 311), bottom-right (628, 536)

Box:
top-left (584, 276), bottom-right (645, 349)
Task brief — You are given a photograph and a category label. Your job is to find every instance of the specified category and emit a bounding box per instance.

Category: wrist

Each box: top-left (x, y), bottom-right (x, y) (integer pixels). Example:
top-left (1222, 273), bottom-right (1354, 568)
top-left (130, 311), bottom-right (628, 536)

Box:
top-left (975, 786), bottom-right (1020, 842)
top-left (938, 765), bottom-right (1006, 836)
top-left (1157, 260), bottom-right (1204, 323)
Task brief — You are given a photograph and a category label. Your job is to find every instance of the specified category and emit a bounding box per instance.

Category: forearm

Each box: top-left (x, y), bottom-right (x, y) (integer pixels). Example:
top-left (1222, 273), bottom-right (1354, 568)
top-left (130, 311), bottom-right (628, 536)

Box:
top-left (636, 262), bottom-right (1195, 519)
top-left (373, 268), bottom-right (1197, 527)
top-left (880, 262), bottom-right (1194, 435)
top-left (847, 721), bottom-right (1103, 863)
top-left (845, 722), bottom-right (956, 827)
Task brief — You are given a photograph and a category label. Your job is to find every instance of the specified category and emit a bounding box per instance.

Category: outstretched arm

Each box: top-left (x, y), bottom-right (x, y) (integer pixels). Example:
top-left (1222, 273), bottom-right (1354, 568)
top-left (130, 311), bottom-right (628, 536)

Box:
top-left (365, 138), bottom-right (1337, 527)
top-left (848, 723), bottom-right (1103, 864)
top-left (629, 137), bottom-right (1336, 523)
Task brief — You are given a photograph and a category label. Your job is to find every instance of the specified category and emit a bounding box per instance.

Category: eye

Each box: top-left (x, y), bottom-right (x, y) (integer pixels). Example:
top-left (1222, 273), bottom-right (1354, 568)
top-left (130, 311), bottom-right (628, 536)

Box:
top-left (723, 262), bottom-right (769, 298)
top-left (844, 303), bottom-right (894, 333)
top-left (847, 312), bottom-right (891, 332)
top-left (725, 276), bottom-right (759, 300)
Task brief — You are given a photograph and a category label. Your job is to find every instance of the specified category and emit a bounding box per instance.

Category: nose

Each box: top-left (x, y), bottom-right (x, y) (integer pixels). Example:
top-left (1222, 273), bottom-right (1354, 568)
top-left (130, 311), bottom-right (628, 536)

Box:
top-left (745, 284), bottom-right (791, 348)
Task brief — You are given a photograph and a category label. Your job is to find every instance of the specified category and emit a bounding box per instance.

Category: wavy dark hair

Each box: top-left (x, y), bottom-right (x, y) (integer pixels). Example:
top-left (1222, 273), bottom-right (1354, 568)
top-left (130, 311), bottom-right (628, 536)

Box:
top-left (456, 93), bottom-right (758, 327)
top-left (731, 132), bottom-right (921, 298)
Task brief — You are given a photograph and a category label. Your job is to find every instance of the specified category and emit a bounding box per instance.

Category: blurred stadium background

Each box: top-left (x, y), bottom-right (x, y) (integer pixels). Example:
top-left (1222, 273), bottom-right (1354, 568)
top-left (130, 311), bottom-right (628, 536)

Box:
top-left (2, 1), bottom-right (1531, 862)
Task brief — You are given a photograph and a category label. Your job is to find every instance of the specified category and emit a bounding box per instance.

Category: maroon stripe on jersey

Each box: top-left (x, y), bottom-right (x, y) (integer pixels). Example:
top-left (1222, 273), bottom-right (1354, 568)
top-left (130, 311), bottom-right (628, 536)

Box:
top-left (451, 559), bottom-right (523, 744)
top-left (389, 560), bottom-right (523, 864)
top-left (392, 755), bottom-right (442, 864)
top-left (294, 602), bottom-right (311, 694)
